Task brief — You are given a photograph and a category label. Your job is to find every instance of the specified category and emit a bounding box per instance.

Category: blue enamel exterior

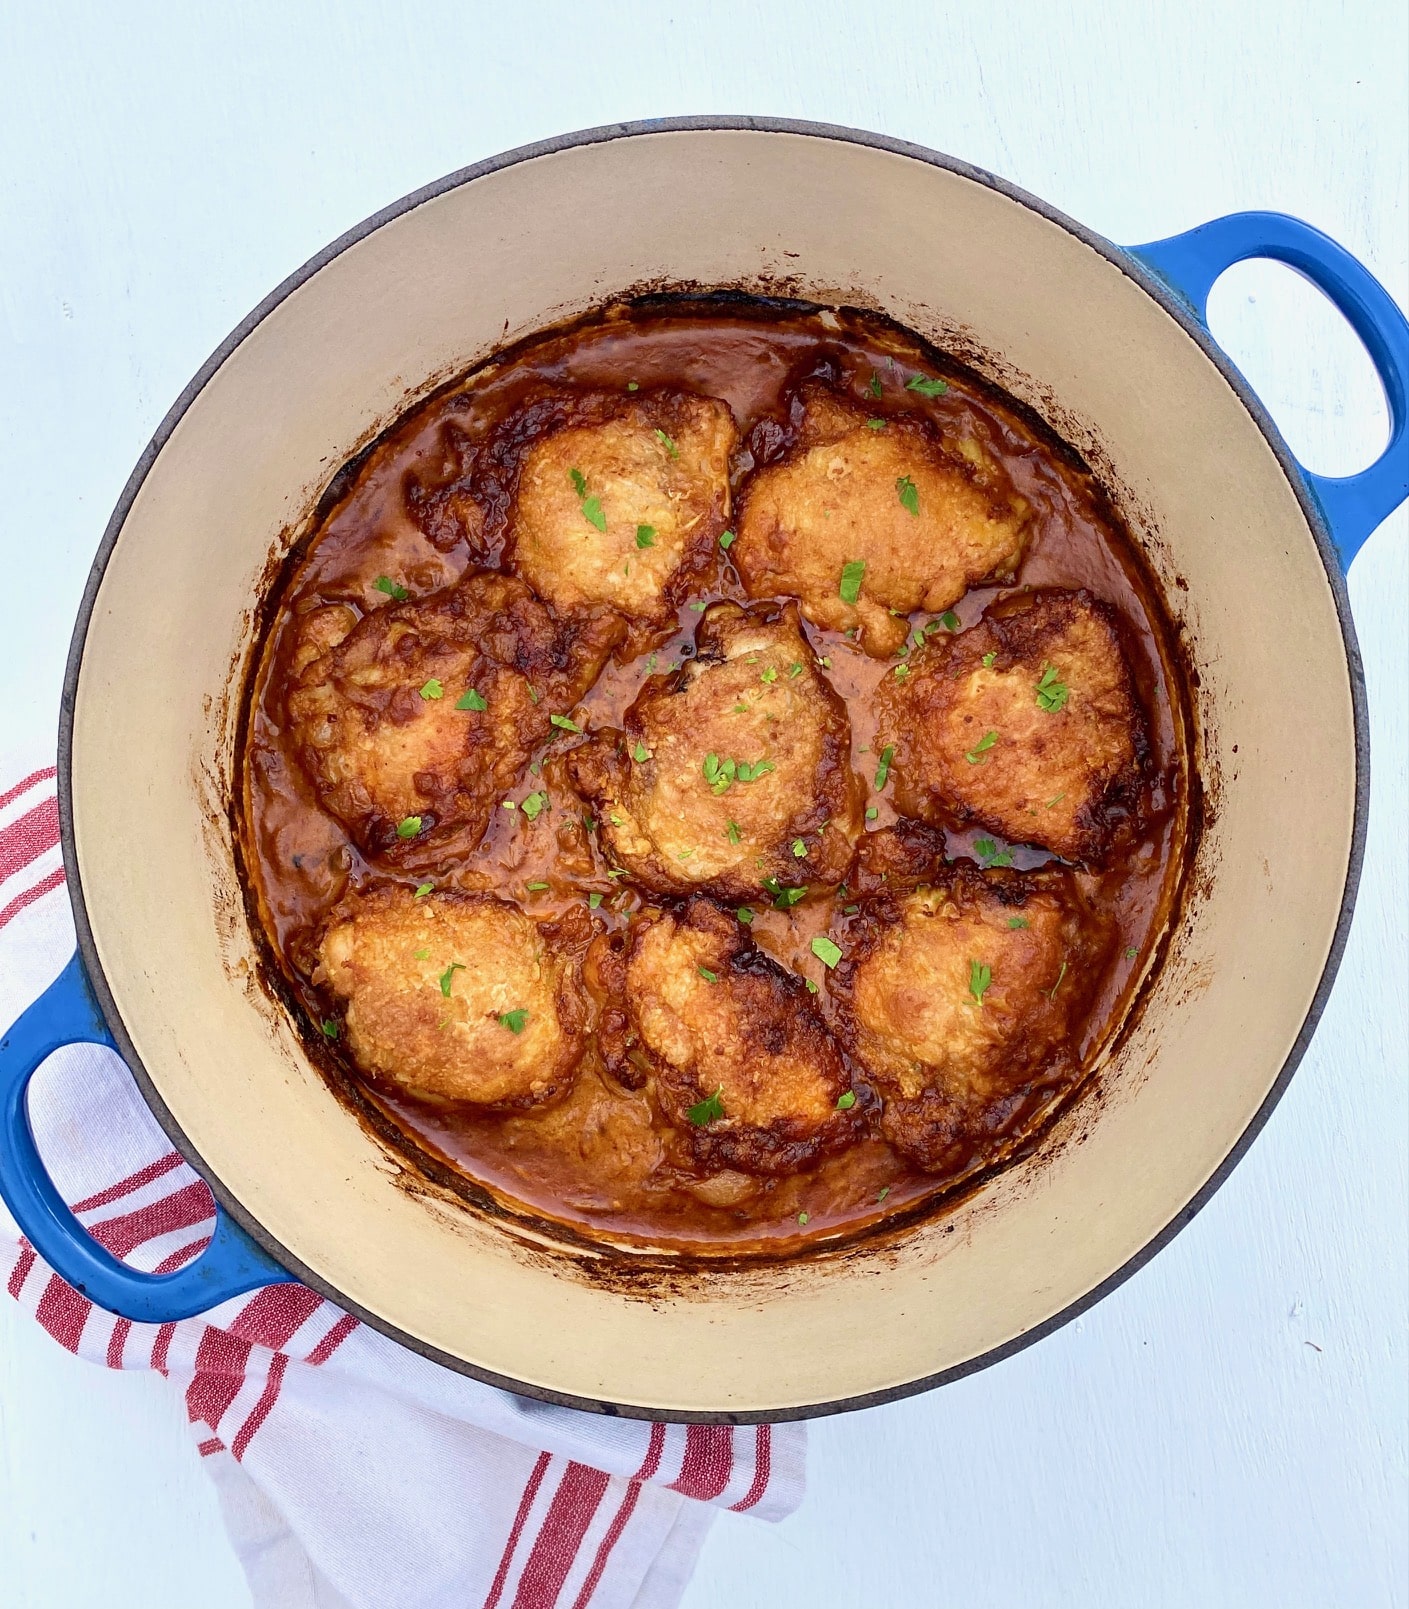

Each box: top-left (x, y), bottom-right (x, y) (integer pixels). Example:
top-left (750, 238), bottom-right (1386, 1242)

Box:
top-left (1130, 211), bottom-right (1409, 571)
top-left (4, 206), bottom-right (1405, 1327)
top-left (0, 953), bottom-right (293, 1320)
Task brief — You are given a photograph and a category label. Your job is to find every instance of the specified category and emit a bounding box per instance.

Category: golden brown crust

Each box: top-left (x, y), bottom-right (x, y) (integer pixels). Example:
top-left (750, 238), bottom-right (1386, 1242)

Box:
top-left (565, 601), bottom-right (863, 901)
top-left (286, 571), bottom-right (621, 869)
top-left (829, 863), bottom-right (1108, 1173)
top-left (596, 897), bottom-right (860, 1174)
top-left (317, 885), bottom-right (591, 1109)
top-left (732, 382), bottom-right (1030, 656)
top-left (878, 588), bottom-right (1150, 863)
top-left (462, 387), bottom-right (738, 653)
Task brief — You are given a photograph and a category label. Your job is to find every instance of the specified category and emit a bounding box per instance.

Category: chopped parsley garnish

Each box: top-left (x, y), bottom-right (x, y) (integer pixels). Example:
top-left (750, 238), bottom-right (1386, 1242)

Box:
top-left (703, 753), bottom-right (735, 794)
top-left (982, 651), bottom-right (997, 668)
top-left (413, 882), bottom-right (433, 899)
top-left (589, 892), bottom-right (604, 909)
top-left (697, 965), bottom-right (718, 983)
top-left (320, 1018), bottom-right (339, 1039)
top-left (731, 701), bottom-right (750, 714)
top-left (735, 758), bottom-right (774, 782)
top-left (1035, 662), bottom-right (1070, 712)
top-left (868, 371), bottom-right (882, 398)
top-left (1008, 916), bottom-right (1030, 929)
top-left (373, 575), bottom-right (409, 601)
top-left (654, 428), bottom-right (678, 458)
top-left (632, 740), bottom-right (651, 763)
top-left (1046, 960), bottom-right (1068, 999)
top-left (688, 600), bottom-right (708, 611)
top-left (865, 417), bottom-right (887, 430)
top-left (736, 906), bottom-right (754, 924)
top-left (865, 806), bottom-right (879, 820)
top-left (973, 837), bottom-right (1015, 869)
top-left (786, 839), bottom-right (804, 860)
top-left (498, 1009), bottom-right (528, 1033)
top-left (939, 610), bottom-right (960, 632)
top-left (797, 1211), bottom-right (810, 1226)
top-left (439, 962), bottom-right (465, 997)
top-left (677, 848), bottom-right (695, 861)
top-left (520, 791), bottom-right (547, 821)
top-left (788, 662), bottom-right (803, 678)
top-left (581, 496), bottom-right (606, 532)
top-left (836, 1090), bottom-right (857, 1110)
top-left (686, 1087), bottom-right (725, 1125)
top-left (395, 815), bottom-right (423, 838)
top-left (805, 979), bottom-right (819, 994)
top-left (968, 959), bottom-right (992, 1005)
top-left (1125, 945), bottom-right (1139, 960)
top-left (811, 935), bottom-right (842, 969)
top-left (726, 820), bottom-right (742, 844)
top-left (760, 665), bottom-right (778, 684)
top-left (839, 559), bottom-right (866, 604)
top-left (905, 374), bottom-right (949, 397)
top-left (636, 524), bottom-right (656, 548)
top-left (965, 730), bottom-right (999, 764)
top-left (525, 881), bottom-right (549, 892)
top-left (418, 678), bottom-right (444, 700)
top-left (876, 1185), bottom-right (890, 1203)
top-left (550, 714), bottom-right (582, 734)
top-left (610, 812), bottom-right (623, 825)
top-left (843, 903), bottom-right (860, 914)
top-left (413, 947), bottom-right (430, 960)
top-left (527, 684), bottom-right (539, 704)
top-left (1045, 792), bottom-right (1067, 809)
top-left (569, 468), bottom-right (588, 497)
top-left (719, 529), bottom-right (736, 549)
top-left (874, 744), bottom-right (895, 790)
top-left (896, 475), bottom-right (920, 516)
top-left (893, 663), bottom-right (910, 679)
top-left (456, 687), bottom-right (488, 711)
top-left (761, 877), bottom-right (807, 908)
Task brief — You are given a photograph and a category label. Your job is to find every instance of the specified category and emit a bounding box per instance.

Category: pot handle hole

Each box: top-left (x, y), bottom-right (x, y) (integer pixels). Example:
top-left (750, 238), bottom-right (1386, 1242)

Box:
top-left (0, 952), bottom-right (297, 1322)
top-left (1129, 211), bottom-right (1409, 571)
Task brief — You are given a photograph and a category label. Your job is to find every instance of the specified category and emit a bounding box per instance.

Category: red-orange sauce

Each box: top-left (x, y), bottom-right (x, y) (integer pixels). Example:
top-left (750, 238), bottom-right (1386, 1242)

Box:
top-left (238, 300), bottom-right (1193, 1256)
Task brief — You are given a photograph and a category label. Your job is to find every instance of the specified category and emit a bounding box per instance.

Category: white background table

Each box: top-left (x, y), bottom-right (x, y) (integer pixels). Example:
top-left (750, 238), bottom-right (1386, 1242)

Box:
top-left (1, 3), bottom-right (1405, 1605)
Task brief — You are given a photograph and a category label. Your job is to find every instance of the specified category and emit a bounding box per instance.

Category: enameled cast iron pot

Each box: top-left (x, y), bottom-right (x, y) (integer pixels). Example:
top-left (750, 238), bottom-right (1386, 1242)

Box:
top-left (3, 119), bottom-right (1406, 1421)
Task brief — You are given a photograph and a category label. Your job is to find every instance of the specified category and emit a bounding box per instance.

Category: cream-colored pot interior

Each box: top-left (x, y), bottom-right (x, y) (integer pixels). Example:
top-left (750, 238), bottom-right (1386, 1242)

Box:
top-left (66, 125), bottom-right (1358, 1417)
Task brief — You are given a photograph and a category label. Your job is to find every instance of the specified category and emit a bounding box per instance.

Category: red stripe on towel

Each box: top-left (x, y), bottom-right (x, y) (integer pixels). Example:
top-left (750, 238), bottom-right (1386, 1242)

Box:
top-left (231, 1350), bottom-right (289, 1461)
top-left (70, 1151), bottom-right (184, 1213)
top-left (511, 1461), bottom-right (611, 1609)
top-left (668, 1424), bottom-right (734, 1502)
top-left (0, 865), bottom-right (66, 932)
top-left (0, 766), bottom-right (56, 812)
top-left (568, 1481), bottom-right (642, 1609)
top-left (730, 1424), bottom-right (773, 1511)
top-left (483, 1451), bottom-right (553, 1609)
top-left (0, 797), bottom-right (59, 883)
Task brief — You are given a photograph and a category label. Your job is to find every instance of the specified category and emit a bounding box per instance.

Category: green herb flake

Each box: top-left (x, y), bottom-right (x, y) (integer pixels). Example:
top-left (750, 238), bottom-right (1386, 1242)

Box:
top-left (906, 374), bottom-right (949, 397)
top-left (1125, 945), bottom-right (1139, 960)
top-left (697, 965), bottom-right (718, 983)
top-left (968, 959), bottom-right (993, 1005)
top-left (811, 935), bottom-right (843, 969)
top-left (736, 906), bottom-right (754, 924)
top-left (456, 687), bottom-right (488, 711)
top-left (865, 806), bottom-right (879, 821)
top-left (982, 651), bottom-right (997, 669)
top-left (865, 417), bottom-right (887, 431)
top-left (1008, 916), bottom-right (1030, 930)
top-left (839, 559), bottom-right (866, 604)
top-left (320, 1018), bottom-right (339, 1039)
top-left (520, 791), bottom-right (547, 822)
top-left (527, 684), bottom-right (540, 704)
top-left (632, 740), bottom-right (651, 763)
top-left (783, 840), bottom-right (802, 862)
top-left (439, 962), bottom-right (465, 997)
top-left (719, 529), bottom-right (736, 550)
top-left (550, 714), bottom-right (582, 734)
top-left (1046, 960), bottom-right (1068, 1000)
top-left (893, 663), bottom-right (910, 679)
top-left (876, 1185), bottom-right (890, 1203)
top-left (1045, 792), bottom-right (1067, 809)
top-left (797, 1211), bottom-right (810, 1226)
top-left (805, 979), bottom-right (818, 994)
top-left (734, 758), bottom-right (774, 783)
top-left (635, 524), bottom-right (656, 549)
top-left (973, 837), bottom-right (1015, 869)
top-left (939, 610), bottom-right (960, 632)
top-left (502, 799), bottom-right (517, 811)
top-left (373, 575), bottom-right (409, 601)
top-left (417, 678), bottom-right (443, 700)
top-left (726, 820), bottom-right (742, 844)
top-left (607, 867), bottom-right (629, 879)
top-left (788, 662), bottom-right (804, 678)
top-left (836, 1090), bottom-right (857, 1111)
top-left (525, 881), bottom-right (549, 892)
top-left (843, 903), bottom-right (860, 914)
top-left (762, 877), bottom-right (807, 909)
top-left (627, 380), bottom-right (639, 391)
top-left (760, 666), bottom-right (778, 684)
top-left (498, 1008), bottom-right (529, 1034)
top-left (580, 495), bottom-right (606, 532)
top-left (868, 371), bottom-right (882, 398)
top-left (1035, 662), bottom-right (1070, 713)
top-left (610, 812), bottom-right (624, 826)
top-left (686, 1086), bottom-right (725, 1125)
top-left (413, 947), bottom-right (430, 961)
top-left (588, 892), bottom-right (604, 909)
top-left (569, 468), bottom-right (588, 497)
top-left (395, 815), bottom-right (423, 839)
top-left (874, 744), bottom-right (895, 790)
top-left (412, 882), bottom-right (433, 899)
top-left (896, 475), bottom-right (920, 516)
top-left (965, 730), bottom-right (999, 764)
top-left (654, 428), bottom-right (678, 458)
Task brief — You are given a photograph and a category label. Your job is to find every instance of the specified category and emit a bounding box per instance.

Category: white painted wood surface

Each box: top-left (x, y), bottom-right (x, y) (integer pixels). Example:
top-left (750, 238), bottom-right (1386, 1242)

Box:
top-left (1, 3), bottom-right (1405, 1604)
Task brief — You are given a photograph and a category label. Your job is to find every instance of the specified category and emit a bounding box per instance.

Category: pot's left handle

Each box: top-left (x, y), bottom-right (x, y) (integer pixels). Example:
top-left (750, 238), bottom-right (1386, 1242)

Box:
top-left (0, 952), bottom-right (296, 1321)
top-left (1128, 210), bottom-right (1409, 571)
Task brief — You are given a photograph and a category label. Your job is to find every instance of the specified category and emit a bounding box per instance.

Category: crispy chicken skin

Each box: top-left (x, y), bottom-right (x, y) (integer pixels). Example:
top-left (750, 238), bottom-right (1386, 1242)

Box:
top-left (595, 897), bottom-right (859, 1174)
top-left (317, 886), bottom-right (591, 1109)
top-left (830, 861), bottom-right (1102, 1174)
top-left (878, 588), bottom-right (1150, 863)
top-left (286, 571), bottom-right (621, 869)
top-left (487, 388), bottom-right (738, 649)
top-left (732, 383), bottom-right (1030, 656)
top-left (566, 602), bottom-right (863, 901)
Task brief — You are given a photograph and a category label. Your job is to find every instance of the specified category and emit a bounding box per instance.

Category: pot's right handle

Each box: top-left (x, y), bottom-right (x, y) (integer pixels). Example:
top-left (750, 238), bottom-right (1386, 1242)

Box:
top-left (1128, 211), bottom-right (1409, 570)
top-left (0, 952), bottom-right (295, 1322)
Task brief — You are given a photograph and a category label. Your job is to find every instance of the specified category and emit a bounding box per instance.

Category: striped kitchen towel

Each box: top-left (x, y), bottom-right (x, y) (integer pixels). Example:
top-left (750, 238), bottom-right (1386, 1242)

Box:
top-left (0, 760), bottom-right (804, 1609)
